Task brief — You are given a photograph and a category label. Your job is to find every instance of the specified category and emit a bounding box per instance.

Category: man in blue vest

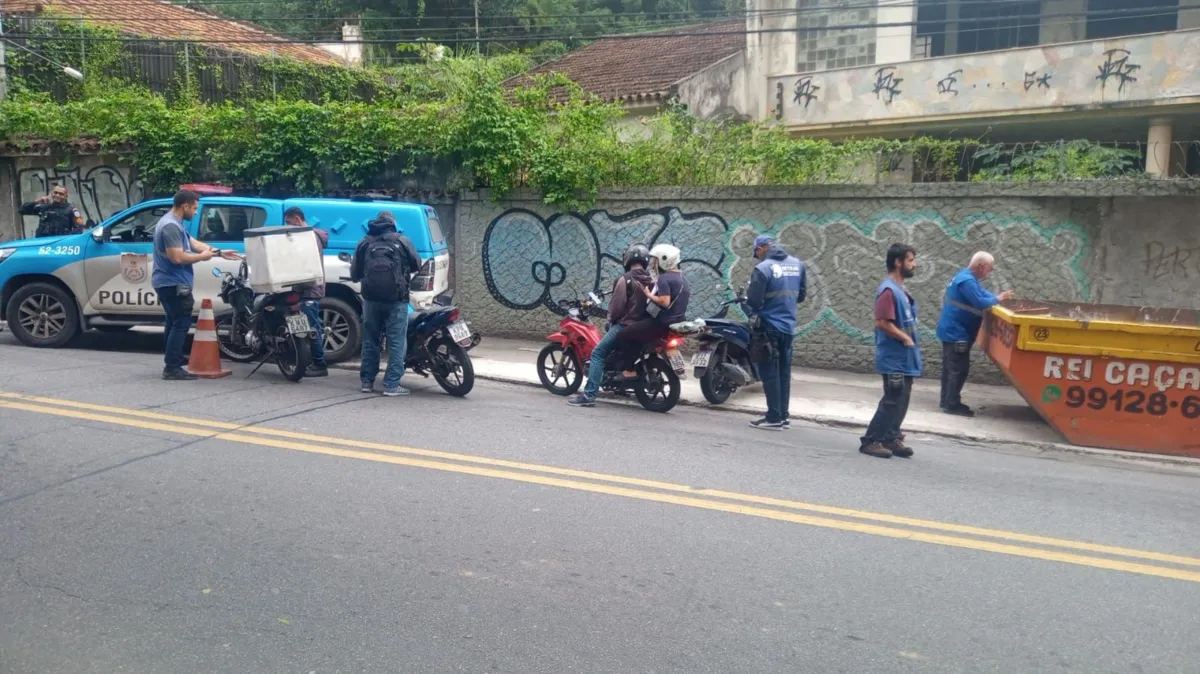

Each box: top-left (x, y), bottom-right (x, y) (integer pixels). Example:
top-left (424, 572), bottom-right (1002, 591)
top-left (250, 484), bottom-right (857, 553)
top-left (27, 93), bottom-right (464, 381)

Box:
top-left (860, 243), bottom-right (921, 459)
top-left (152, 189), bottom-right (239, 380)
top-left (936, 251), bottom-right (1014, 417)
top-left (746, 235), bottom-right (807, 431)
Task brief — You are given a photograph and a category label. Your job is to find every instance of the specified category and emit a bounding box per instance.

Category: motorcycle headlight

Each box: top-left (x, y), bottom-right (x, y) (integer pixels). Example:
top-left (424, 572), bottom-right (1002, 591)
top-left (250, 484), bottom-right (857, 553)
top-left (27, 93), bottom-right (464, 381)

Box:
top-left (0, 248), bottom-right (16, 263)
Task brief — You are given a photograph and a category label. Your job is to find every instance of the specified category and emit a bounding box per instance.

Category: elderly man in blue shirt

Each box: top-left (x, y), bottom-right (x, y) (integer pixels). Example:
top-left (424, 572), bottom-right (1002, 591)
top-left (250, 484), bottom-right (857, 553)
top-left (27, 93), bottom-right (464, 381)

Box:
top-left (936, 252), bottom-right (1014, 417)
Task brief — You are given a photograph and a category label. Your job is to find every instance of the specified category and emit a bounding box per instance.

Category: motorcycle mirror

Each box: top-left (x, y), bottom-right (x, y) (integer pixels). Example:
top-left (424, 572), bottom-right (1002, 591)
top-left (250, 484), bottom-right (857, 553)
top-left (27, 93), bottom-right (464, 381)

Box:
top-left (212, 267), bottom-right (222, 278)
top-left (337, 252), bottom-right (352, 263)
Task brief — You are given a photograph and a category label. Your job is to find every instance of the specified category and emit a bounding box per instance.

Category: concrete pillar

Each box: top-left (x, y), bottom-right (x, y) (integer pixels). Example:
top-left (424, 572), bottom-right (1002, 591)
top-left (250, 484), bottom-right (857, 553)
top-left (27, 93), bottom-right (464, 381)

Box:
top-left (745, 0), bottom-right (797, 121)
top-left (1040, 0), bottom-right (1086, 45)
top-left (1146, 119), bottom-right (1173, 179)
top-left (943, 0), bottom-right (959, 55)
top-left (875, 0), bottom-right (915, 64)
top-left (1179, 6), bottom-right (1200, 30)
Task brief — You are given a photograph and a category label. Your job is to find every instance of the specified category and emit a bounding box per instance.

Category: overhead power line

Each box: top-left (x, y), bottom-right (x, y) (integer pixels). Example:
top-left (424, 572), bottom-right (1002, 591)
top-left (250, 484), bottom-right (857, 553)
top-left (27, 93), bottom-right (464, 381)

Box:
top-left (3, 3), bottom-right (1191, 48)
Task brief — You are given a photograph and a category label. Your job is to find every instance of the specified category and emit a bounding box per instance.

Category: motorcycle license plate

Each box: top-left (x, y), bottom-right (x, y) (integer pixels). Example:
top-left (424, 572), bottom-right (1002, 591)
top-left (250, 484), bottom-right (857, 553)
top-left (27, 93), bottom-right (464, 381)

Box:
top-left (668, 350), bottom-right (686, 372)
top-left (691, 348), bottom-right (713, 369)
top-left (284, 313), bottom-right (311, 335)
top-left (448, 321), bottom-right (472, 345)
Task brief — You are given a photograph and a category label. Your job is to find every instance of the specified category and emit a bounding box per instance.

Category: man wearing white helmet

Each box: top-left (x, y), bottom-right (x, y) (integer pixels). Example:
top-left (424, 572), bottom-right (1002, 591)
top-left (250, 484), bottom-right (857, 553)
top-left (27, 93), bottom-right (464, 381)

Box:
top-left (609, 243), bottom-right (691, 376)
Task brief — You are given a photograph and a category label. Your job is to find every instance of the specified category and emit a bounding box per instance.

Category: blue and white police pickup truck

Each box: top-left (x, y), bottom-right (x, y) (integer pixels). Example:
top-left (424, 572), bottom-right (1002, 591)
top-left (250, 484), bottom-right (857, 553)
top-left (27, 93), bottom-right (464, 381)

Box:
top-left (0, 192), bottom-right (451, 364)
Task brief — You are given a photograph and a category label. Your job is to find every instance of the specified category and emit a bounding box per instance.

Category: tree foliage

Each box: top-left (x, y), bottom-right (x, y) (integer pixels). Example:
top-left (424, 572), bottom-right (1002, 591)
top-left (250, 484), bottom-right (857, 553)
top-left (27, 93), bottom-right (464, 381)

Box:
top-left (1, 17), bottom-right (1149, 208)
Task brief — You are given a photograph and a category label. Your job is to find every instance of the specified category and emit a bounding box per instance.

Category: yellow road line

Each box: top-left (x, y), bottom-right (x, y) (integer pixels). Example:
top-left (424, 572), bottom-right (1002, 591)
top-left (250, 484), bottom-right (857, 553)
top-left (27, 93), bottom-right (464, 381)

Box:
top-left (3, 390), bottom-right (1199, 569)
top-left (3, 397), bottom-right (1200, 584)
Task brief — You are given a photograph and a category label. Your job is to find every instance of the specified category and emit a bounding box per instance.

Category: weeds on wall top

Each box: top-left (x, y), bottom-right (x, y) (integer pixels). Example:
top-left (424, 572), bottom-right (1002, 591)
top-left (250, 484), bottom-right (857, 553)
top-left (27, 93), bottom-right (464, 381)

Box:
top-left (0, 18), bottom-right (1150, 208)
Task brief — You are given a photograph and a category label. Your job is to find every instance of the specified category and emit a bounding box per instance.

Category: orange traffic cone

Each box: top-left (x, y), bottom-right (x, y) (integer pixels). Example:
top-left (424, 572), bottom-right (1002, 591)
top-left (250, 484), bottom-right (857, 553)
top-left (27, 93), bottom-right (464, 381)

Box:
top-left (187, 298), bottom-right (232, 379)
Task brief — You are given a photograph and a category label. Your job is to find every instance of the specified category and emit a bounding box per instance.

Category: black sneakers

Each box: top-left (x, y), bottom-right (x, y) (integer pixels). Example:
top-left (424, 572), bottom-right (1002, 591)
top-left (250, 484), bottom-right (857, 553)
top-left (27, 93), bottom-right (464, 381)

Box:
top-left (306, 364), bottom-right (329, 378)
top-left (750, 418), bottom-right (784, 431)
top-left (162, 368), bottom-right (198, 381)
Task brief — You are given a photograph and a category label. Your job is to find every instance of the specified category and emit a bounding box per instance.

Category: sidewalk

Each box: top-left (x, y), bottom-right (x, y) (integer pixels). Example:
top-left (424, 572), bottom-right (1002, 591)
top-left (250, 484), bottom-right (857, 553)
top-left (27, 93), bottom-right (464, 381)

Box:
top-left (338, 335), bottom-right (1065, 447)
top-left (468, 338), bottom-right (1062, 445)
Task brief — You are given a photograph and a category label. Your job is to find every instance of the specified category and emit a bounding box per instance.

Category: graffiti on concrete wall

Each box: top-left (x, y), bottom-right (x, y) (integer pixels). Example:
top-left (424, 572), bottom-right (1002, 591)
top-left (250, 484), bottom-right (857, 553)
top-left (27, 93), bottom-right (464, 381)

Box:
top-left (17, 164), bottom-right (145, 238)
top-left (482, 206), bottom-right (1091, 343)
top-left (728, 211), bottom-right (1091, 342)
top-left (482, 208), bottom-right (733, 321)
top-left (772, 28), bottom-right (1181, 126)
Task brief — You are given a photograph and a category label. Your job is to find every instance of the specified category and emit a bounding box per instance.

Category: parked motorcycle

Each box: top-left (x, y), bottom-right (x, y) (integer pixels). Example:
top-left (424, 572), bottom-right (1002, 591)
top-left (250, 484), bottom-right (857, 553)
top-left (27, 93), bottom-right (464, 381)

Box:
top-left (404, 302), bottom-right (480, 397)
top-left (536, 291), bottom-right (684, 413)
top-left (337, 275), bottom-right (481, 397)
top-left (213, 262), bottom-right (313, 382)
top-left (674, 290), bottom-right (759, 405)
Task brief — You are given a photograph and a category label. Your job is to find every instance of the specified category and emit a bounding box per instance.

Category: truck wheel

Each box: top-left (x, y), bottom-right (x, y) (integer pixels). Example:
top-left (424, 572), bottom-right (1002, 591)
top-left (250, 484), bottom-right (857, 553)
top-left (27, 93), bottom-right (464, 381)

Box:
top-left (319, 297), bottom-right (360, 364)
top-left (6, 282), bottom-right (81, 348)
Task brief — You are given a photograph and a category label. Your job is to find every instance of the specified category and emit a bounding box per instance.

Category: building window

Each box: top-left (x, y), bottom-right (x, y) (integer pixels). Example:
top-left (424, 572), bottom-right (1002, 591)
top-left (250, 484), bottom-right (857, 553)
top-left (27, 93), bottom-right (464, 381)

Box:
top-left (796, 0), bottom-right (877, 73)
top-left (1087, 0), bottom-right (1178, 40)
top-left (957, 0), bottom-right (1041, 54)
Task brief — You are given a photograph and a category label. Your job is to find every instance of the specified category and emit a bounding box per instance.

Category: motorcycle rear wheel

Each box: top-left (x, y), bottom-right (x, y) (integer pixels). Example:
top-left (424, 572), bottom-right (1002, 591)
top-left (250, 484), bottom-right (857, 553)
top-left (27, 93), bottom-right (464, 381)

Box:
top-left (634, 354), bottom-right (681, 413)
top-left (431, 338), bottom-right (475, 397)
top-left (275, 326), bottom-right (311, 382)
top-left (536, 343), bottom-right (582, 395)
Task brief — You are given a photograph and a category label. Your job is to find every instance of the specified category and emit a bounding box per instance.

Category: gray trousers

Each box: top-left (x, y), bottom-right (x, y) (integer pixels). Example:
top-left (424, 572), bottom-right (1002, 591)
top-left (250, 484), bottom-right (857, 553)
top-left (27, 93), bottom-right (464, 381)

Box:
top-left (939, 341), bottom-right (972, 409)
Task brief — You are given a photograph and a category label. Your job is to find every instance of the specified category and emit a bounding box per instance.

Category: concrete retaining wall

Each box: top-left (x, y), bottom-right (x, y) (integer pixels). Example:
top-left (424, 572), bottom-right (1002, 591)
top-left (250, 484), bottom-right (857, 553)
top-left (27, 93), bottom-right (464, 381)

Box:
top-left (454, 183), bottom-right (1200, 381)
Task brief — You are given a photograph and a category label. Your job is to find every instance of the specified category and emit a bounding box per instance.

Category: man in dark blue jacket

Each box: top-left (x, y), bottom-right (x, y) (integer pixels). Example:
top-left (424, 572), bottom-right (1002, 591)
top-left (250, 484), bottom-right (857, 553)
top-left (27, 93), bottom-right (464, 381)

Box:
top-left (935, 252), bottom-right (1014, 417)
top-left (746, 235), bottom-right (806, 431)
top-left (860, 243), bottom-right (921, 459)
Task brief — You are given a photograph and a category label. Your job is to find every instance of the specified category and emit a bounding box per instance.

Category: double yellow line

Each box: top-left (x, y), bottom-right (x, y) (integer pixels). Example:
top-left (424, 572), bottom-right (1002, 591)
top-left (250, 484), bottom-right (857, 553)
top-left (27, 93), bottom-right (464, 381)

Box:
top-left (3, 390), bottom-right (1200, 583)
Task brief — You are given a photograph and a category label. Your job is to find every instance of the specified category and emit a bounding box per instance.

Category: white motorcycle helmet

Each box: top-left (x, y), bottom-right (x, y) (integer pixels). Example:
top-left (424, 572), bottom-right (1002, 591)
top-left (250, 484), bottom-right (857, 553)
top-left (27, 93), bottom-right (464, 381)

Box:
top-left (649, 243), bottom-right (682, 272)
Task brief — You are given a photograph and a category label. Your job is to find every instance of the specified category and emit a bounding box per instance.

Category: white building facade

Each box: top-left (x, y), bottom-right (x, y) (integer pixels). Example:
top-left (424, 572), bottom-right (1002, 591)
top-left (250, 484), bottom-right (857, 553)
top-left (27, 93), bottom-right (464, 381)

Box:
top-left (745, 0), bottom-right (1200, 176)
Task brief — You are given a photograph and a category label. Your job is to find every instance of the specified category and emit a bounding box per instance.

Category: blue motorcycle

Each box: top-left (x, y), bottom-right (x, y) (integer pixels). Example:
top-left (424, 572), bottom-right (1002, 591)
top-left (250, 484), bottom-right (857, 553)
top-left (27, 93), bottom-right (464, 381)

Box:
top-left (687, 291), bottom-right (759, 405)
top-left (340, 274), bottom-right (481, 396)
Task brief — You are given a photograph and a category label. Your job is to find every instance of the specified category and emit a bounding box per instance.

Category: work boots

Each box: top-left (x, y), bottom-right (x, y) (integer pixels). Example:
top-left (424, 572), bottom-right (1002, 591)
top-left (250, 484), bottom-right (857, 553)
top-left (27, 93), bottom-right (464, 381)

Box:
top-left (885, 438), bottom-right (914, 458)
top-left (859, 442), bottom-right (893, 459)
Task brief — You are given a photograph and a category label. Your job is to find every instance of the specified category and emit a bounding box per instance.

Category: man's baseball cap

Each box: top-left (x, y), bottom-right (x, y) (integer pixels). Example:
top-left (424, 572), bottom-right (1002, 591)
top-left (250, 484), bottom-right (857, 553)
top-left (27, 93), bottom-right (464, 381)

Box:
top-left (754, 234), bottom-right (776, 248)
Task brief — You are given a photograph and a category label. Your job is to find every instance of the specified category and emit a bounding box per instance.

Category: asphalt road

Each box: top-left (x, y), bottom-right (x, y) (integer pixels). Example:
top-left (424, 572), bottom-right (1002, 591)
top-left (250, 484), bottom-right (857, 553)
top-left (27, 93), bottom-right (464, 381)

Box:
top-left (1, 331), bottom-right (1199, 673)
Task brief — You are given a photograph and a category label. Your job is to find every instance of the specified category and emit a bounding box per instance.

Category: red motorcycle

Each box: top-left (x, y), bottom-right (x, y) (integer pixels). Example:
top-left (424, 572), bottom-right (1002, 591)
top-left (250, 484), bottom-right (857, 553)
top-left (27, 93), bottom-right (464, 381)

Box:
top-left (536, 291), bottom-right (684, 413)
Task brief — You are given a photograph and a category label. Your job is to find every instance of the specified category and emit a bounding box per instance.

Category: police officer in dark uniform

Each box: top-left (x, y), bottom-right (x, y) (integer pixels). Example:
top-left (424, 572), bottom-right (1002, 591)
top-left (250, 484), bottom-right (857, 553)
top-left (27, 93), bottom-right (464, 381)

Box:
top-left (19, 185), bottom-right (84, 238)
top-left (746, 234), bottom-right (807, 431)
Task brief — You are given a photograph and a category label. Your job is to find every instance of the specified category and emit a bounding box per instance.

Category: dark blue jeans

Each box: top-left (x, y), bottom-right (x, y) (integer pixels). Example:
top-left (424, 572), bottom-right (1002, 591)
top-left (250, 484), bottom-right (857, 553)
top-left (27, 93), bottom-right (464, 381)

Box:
top-left (584, 325), bottom-right (623, 398)
top-left (156, 286), bottom-right (194, 370)
top-left (301, 300), bottom-right (326, 367)
top-left (360, 300), bottom-right (409, 389)
top-left (759, 327), bottom-right (795, 423)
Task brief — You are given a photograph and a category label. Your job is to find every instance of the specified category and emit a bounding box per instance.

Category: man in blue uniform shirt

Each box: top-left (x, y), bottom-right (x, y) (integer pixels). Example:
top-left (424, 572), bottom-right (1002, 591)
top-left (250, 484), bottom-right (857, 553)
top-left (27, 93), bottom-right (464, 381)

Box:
top-left (746, 235), bottom-right (806, 431)
top-left (935, 252), bottom-right (1014, 417)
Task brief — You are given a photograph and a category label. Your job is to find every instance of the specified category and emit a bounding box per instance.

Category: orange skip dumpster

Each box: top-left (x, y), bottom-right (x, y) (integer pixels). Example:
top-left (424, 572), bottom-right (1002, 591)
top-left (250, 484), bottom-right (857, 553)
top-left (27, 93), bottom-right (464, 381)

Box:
top-left (980, 300), bottom-right (1200, 458)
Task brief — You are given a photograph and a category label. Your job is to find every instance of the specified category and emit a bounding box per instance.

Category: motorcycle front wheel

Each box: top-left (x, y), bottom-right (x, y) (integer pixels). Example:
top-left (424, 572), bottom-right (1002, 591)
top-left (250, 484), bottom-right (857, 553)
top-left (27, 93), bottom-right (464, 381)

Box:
top-left (634, 354), bottom-right (681, 413)
top-left (274, 325), bottom-right (311, 382)
top-left (431, 337), bottom-right (475, 397)
top-left (536, 343), bottom-right (582, 395)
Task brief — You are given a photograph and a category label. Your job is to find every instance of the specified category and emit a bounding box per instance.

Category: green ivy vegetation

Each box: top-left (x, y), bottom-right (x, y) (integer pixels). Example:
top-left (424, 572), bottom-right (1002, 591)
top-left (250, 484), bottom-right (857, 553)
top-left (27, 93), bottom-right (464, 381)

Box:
top-left (1, 20), bottom-right (1149, 209)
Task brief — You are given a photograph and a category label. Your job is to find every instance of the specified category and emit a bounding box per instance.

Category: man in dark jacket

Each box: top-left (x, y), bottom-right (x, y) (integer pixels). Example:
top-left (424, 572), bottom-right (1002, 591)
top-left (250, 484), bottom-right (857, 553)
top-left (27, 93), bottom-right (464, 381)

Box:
top-left (20, 185), bottom-right (85, 238)
top-left (285, 206), bottom-right (331, 377)
top-left (350, 211), bottom-right (422, 397)
top-left (745, 235), bottom-right (807, 431)
top-left (568, 244), bottom-right (654, 407)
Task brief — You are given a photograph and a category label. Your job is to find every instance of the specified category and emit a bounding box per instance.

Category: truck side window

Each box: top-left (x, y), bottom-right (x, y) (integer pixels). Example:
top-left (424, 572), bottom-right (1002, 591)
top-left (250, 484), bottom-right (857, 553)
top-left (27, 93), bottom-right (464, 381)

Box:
top-left (200, 206), bottom-right (268, 243)
top-left (427, 212), bottom-right (446, 245)
top-left (109, 206), bottom-right (170, 243)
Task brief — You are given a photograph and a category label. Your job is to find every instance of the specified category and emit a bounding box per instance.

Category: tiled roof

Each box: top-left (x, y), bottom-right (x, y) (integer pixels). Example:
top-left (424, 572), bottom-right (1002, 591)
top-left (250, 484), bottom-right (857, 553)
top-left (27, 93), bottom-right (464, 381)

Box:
top-left (5, 0), bottom-right (342, 65)
top-left (508, 21), bottom-right (744, 104)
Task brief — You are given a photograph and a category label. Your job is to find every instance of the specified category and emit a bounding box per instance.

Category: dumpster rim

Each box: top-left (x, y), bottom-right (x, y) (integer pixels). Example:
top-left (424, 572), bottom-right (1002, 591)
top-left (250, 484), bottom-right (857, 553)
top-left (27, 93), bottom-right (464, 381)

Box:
top-left (992, 305), bottom-right (1200, 338)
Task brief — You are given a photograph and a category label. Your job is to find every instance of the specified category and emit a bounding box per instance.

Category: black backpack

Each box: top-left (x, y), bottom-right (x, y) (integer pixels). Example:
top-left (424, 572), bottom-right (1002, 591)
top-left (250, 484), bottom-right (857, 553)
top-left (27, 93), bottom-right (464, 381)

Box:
top-left (361, 237), bottom-right (408, 302)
